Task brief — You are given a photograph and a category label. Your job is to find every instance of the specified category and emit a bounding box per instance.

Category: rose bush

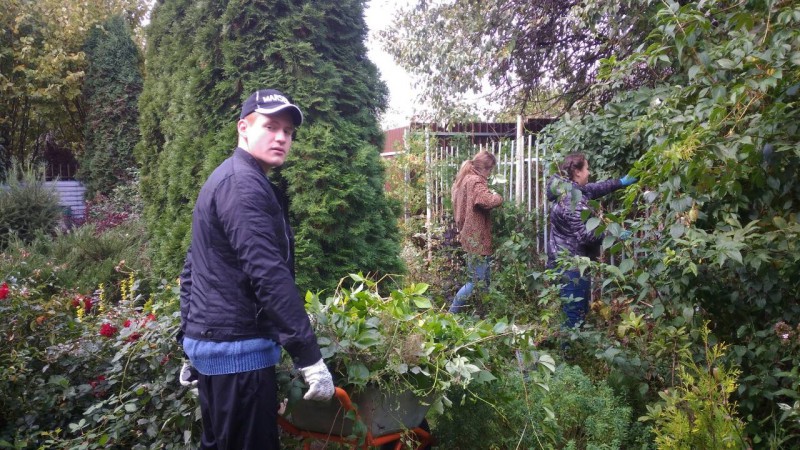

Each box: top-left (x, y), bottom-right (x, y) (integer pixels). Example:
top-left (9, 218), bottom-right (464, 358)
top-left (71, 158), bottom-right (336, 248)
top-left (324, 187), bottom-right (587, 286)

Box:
top-left (0, 272), bottom-right (200, 448)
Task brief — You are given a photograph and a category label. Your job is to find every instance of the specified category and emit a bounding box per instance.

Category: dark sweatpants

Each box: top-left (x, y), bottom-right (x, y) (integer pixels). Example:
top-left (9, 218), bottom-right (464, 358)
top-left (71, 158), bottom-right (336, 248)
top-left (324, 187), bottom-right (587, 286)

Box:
top-left (561, 269), bottom-right (591, 328)
top-left (197, 366), bottom-right (279, 450)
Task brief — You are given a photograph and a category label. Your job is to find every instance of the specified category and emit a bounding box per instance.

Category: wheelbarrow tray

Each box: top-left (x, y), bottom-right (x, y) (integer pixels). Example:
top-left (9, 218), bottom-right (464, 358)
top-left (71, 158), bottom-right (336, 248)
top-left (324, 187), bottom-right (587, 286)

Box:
top-left (285, 385), bottom-right (432, 438)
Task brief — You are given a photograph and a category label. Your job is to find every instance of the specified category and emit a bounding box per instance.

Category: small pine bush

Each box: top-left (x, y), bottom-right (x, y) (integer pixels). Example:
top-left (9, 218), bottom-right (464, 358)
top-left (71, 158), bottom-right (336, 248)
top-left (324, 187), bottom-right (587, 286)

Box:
top-left (433, 364), bottom-right (633, 449)
top-left (640, 324), bottom-right (748, 449)
top-left (0, 220), bottom-right (150, 302)
top-left (0, 164), bottom-right (62, 248)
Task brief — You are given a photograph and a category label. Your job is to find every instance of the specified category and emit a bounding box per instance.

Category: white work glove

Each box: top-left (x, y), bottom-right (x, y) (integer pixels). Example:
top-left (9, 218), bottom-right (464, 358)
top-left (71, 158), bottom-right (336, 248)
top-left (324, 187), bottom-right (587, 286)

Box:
top-left (299, 358), bottom-right (335, 401)
top-left (179, 362), bottom-right (199, 396)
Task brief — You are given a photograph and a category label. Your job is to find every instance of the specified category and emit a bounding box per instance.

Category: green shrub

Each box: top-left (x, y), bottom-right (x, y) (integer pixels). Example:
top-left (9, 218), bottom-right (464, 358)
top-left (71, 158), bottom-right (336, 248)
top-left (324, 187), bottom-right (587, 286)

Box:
top-left (536, 0), bottom-right (800, 442)
top-left (83, 170), bottom-right (144, 233)
top-left (488, 204), bottom-right (557, 322)
top-left (0, 280), bottom-right (88, 438)
top-left (640, 324), bottom-right (749, 449)
top-left (0, 219), bottom-right (150, 302)
top-left (0, 164), bottom-right (61, 248)
top-left (396, 216), bottom-right (463, 308)
top-left (78, 15), bottom-right (143, 198)
top-left (434, 364), bottom-right (634, 449)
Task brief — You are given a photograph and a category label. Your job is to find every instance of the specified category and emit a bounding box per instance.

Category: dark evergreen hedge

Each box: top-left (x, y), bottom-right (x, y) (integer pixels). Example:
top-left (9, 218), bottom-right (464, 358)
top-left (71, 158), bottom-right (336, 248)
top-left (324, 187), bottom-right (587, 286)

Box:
top-left (137, 0), bottom-right (401, 291)
top-left (79, 15), bottom-right (143, 198)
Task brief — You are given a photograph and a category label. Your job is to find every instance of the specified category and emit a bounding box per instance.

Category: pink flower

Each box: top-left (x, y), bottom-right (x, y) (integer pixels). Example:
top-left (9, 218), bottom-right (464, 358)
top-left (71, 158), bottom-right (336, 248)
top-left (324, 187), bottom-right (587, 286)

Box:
top-left (0, 282), bottom-right (9, 300)
top-left (99, 323), bottom-right (118, 338)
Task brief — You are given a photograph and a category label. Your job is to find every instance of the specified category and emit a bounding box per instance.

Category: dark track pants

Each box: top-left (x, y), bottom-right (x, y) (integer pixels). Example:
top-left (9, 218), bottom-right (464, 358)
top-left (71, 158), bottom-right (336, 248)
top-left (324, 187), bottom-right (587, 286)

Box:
top-left (197, 366), bottom-right (279, 450)
top-left (561, 269), bottom-right (591, 328)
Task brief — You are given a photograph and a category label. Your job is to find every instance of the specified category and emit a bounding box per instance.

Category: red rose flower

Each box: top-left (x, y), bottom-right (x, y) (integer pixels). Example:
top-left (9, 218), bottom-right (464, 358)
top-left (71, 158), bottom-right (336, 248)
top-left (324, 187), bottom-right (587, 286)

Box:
top-left (99, 322), bottom-right (118, 338)
top-left (89, 375), bottom-right (107, 398)
top-left (83, 297), bottom-right (93, 312)
top-left (124, 319), bottom-right (132, 328)
top-left (89, 375), bottom-right (106, 388)
top-left (0, 282), bottom-right (9, 300)
top-left (126, 332), bottom-right (142, 342)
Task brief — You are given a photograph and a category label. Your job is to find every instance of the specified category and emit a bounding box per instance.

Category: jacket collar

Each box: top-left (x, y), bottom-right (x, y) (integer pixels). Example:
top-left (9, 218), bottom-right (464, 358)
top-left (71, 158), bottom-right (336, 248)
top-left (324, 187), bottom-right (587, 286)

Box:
top-left (234, 147), bottom-right (269, 178)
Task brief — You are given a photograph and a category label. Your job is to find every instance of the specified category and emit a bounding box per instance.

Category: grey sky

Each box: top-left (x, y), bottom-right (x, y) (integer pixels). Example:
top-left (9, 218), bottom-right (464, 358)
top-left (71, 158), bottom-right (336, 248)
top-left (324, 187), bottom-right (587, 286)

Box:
top-left (365, 0), bottom-right (415, 130)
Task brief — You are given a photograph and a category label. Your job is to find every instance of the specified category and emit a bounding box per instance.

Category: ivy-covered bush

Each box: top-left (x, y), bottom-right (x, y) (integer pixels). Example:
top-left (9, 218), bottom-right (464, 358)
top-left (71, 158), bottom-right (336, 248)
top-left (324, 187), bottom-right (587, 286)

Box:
top-left (538, 0), bottom-right (800, 444)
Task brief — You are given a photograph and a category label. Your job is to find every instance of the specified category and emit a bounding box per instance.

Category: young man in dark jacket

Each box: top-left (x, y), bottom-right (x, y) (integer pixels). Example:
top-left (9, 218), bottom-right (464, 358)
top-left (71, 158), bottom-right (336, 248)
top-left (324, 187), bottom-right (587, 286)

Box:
top-left (179, 89), bottom-right (334, 449)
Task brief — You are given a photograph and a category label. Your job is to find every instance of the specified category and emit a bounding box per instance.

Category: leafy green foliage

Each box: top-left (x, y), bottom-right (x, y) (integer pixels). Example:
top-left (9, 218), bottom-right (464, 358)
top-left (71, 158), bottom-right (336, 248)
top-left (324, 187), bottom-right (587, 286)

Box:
top-left (0, 280), bottom-right (88, 441)
top-left (640, 324), bottom-right (748, 449)
top-left (137, 0), bottom-right (399, 288)
top-left (434, 365), bottom-right (634, 449)
top-left (382, 131), bottom-right (427, 219)
top-left (0, 264), bottom-right (197, 448)
top-left (0, 0), bottom-right (147, 173)
top-left (0, 175), bottom-right (149, 302)
top-left (283, 274), bottom-right (555, 416)
top-left (381, 0), bottom-right (661, 119)
top-left (539, 0), bottom-right (800, 445)
top-left (78, 15), bottom-right (143, 198)
top-left (0, 221), bottom-right (149, 303)
top-left (83, 171), bottom-right (144, 233)
top-left (488, 203), bottom-right (558, 322)
top-left (0, 164), bottom-right (61, 248)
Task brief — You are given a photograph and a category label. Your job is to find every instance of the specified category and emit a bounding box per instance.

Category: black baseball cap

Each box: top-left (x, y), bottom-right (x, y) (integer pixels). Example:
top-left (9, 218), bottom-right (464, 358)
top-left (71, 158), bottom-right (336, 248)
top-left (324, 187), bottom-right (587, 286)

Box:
top-left (240, 89), bottom-right (303, 126)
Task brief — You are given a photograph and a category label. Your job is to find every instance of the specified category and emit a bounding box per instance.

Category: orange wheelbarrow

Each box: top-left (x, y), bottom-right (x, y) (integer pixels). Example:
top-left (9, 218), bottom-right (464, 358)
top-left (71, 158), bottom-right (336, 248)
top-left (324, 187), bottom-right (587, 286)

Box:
top-left (278, 387), bottom-right (434, 449)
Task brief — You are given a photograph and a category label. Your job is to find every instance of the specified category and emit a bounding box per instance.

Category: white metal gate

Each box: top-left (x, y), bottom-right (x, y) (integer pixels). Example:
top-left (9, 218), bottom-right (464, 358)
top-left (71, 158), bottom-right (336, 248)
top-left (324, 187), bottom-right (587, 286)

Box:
top-left (420, 130), bottom-right (552, 255)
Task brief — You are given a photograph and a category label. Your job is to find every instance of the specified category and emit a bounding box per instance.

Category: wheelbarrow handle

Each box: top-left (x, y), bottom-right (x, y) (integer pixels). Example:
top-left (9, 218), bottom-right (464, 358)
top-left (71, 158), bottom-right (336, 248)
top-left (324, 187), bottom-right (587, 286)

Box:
top-left (333, 386), bottom-right (353, 410)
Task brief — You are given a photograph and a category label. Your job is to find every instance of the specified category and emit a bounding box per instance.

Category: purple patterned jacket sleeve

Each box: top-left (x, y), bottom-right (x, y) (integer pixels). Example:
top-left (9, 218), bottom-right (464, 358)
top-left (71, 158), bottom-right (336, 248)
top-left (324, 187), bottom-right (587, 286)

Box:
top-left (580, 178), bottom-right (624, 200)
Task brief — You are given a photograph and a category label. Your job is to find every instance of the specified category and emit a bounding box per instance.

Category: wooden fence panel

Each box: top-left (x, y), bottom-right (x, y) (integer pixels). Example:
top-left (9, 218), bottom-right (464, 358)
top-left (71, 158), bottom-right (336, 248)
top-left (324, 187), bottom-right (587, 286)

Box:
top-left (43, 180), bottom-right (86, 219)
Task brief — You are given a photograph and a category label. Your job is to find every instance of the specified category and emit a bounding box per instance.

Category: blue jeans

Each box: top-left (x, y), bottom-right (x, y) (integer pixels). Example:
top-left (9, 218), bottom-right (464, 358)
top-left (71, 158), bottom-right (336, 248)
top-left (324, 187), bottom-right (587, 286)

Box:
top-left (450, 255), bottom-right (491, 313)
top-left (560, 269), bottom-right (591, 328)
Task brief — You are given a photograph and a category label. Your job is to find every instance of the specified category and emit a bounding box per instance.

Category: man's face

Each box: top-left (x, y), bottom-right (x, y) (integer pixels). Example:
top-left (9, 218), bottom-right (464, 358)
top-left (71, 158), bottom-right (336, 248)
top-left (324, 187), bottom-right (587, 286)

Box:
top-left (238, 110), bottom-right (295, 172)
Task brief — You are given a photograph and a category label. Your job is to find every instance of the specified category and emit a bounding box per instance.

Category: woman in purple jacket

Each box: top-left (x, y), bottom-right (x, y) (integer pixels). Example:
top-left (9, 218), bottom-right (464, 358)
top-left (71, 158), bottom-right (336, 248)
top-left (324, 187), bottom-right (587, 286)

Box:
top-left (547, 153), bottom-right (636, 328)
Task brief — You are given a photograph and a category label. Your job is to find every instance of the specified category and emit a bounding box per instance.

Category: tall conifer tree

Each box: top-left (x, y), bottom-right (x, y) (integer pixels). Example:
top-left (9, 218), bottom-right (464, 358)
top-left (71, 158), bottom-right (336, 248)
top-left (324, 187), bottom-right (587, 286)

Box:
top-left (80, 15), bottom-right (143, 197)
top-left (137, 0), bottom-right (401, 290)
